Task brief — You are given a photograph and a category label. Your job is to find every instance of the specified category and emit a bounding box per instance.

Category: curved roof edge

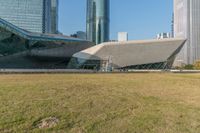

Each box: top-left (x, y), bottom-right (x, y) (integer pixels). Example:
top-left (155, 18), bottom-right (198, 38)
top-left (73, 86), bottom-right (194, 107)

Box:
top-left (0, 18), bottom-right (90, 43)
top-left (74, 38), bottom-right (186, 57)
top-left (103, 38), bottom-right (186, 45)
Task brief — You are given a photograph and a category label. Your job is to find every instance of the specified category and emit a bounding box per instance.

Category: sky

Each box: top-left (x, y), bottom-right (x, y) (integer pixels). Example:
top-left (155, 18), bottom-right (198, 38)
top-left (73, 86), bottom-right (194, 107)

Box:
top-left (59, 0), bottom-right (173, 40)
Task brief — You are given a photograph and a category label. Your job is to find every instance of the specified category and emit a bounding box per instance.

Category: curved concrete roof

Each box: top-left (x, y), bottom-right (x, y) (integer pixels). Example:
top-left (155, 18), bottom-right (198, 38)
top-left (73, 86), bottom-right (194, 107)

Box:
top-left (73, 38), bottom-right (186, 68)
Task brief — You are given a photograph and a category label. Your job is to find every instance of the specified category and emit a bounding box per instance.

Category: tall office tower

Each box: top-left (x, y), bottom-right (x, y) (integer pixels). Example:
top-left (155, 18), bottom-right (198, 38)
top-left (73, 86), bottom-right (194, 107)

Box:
top-left (174, 0), bottom-right (200, 65)
top-left (86, 0), bottom-right (110, 44)
top-left (171, 13), bottom-right (174, 38)
top-left (51, 0), bottom-right (59, 34)
top-left (0, 0), bottom-right (58, 34)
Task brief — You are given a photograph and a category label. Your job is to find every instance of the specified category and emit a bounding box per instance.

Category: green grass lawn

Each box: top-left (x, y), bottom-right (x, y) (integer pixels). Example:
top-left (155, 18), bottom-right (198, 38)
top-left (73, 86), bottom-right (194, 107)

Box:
top-left (1, 73), bottom-right (200, 133)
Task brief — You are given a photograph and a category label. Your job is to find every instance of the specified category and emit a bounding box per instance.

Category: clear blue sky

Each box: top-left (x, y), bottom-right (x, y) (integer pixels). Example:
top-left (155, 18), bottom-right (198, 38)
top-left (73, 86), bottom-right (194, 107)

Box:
top-left (59, 0), bottom-right (173, 40)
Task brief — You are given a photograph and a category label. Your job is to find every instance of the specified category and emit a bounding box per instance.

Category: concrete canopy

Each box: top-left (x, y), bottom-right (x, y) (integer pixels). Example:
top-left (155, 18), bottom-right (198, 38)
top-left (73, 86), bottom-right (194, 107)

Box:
top-left (70, 38), bottom-right (186, 70)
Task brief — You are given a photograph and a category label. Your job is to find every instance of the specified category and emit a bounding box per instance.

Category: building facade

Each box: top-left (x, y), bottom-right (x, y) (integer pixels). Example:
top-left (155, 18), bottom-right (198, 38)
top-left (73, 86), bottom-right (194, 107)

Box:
top-left (0, 17), bottom-right (185, 70)
top-left (86, 0), bottom-right (110, 44)
top-left (0, 0), bottom-right (58, 34)
top-left (174, 0), bottom-right (200, 65)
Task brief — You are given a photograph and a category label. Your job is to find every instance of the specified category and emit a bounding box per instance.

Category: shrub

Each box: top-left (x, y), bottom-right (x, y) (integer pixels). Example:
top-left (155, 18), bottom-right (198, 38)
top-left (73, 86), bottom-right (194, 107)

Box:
top-left (184, 64), bottom-right (194, 70)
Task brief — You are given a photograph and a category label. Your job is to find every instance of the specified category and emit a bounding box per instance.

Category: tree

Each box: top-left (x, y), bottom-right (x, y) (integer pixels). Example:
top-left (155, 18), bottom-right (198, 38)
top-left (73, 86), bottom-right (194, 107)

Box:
top-left (194, 60), bottom-right (200, 70)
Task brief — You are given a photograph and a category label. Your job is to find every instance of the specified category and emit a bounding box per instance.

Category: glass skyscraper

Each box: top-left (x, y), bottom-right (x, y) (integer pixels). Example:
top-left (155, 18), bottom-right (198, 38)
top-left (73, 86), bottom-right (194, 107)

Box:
top-left (51, 0), bottom-right (59, 34)
top-left (86, 0), bottom-right (110, 44)
top-left (0, 0), bottom-right (58, 34)
top-left (174, 0), bottom-right (200, 65)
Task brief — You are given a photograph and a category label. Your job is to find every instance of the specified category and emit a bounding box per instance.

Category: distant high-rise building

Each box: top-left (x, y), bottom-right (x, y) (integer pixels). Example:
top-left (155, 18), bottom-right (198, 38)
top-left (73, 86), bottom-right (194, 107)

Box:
top-left (0, 0), bottom-right (58, 34)
top-left (174, 0), bottom-right (200, 65)
top-left (86, 0), bottom-right (110, 44)
top-left (157, 33), bottom-right (171, 40)
top-left (118, 32), bottom-right (128, 42)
